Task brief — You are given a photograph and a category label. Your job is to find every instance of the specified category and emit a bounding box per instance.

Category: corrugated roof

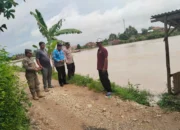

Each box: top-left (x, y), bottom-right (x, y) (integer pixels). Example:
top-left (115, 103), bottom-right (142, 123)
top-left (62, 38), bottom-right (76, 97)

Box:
top-left (151, 9), bottom-right (180, 18)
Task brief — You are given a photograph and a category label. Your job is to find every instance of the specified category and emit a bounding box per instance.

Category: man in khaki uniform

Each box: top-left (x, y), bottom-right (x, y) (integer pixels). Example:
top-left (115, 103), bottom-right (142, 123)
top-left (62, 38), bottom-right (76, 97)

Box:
top-left (22, 49), bottom-right (44, 100)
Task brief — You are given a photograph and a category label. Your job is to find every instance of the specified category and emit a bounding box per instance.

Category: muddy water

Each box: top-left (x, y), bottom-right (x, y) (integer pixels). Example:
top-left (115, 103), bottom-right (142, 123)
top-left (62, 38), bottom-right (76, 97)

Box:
top-left (73, 36), bottom-right (180, 94)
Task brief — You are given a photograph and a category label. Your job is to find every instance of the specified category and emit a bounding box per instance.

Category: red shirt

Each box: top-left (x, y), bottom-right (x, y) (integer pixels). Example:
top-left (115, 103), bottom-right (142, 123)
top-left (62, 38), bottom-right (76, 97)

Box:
top-left (97, 47), bottom-right (108, 70)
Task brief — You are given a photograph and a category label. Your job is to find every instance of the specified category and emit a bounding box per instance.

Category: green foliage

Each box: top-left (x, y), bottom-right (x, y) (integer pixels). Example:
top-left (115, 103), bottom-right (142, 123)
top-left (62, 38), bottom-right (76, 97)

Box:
top-left (0, 48), bottom-right (30, 130)
top-left (158, 93), bottom-right (180, 112)
top-left (124, 26), bottom-right (138, 37)
top-left (141, 28), bottom-right (148, 35)
top-left (0, 0), bottom-right (25, 32)
top-left (52, 72), bottom-right (151, 105)
top-left (77, 44), bottom-right (81, 49)
top-left (30, 9), bottom-right (82, 55)
top-left (119, 33), bottom-right (129, 40)
top-left (108, 33), bottom-right (117, 41)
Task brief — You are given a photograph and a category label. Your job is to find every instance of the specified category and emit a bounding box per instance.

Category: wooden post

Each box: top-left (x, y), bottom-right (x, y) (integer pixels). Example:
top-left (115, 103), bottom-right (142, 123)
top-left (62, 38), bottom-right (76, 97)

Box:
top-left (164, 15), bottom-right (172, 94)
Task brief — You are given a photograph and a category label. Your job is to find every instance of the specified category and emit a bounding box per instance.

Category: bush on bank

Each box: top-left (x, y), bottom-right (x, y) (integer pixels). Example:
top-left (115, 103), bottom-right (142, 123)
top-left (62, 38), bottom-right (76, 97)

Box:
top-left (0, 48), bottom-right (30, 130)
top-left (158, 93), bottom-right (180, 112)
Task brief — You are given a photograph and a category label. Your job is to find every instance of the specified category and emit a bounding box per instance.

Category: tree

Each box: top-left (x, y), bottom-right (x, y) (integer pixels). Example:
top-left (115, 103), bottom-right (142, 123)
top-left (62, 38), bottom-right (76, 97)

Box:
top-left (0, 0), bottom-right (25, 32)
top-left (124, 26), bottom-right (138, 37)
top-left (77, 44), bottom-right (81, 49)
top-left (108, 33), bottom-right (117, 41)
top-left (30, 9), bottom-right (82, 54)
top-left (119, 33), bottom-right (129, 40)
top-left (141, 28), bottom-right (148, 35)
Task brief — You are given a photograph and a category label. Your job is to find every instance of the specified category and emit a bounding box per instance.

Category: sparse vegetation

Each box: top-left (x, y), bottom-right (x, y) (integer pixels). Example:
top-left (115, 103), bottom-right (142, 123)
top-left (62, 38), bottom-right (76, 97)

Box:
top-left (52, 72), bottom-right (151, 106)
top-left (158, 93), bottom-right (180, 112)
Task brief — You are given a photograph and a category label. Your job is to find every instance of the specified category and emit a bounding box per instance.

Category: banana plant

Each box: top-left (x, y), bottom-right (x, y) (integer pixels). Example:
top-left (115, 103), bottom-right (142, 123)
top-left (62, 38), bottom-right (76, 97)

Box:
top-left (30, 9), bottom-right (82, 55)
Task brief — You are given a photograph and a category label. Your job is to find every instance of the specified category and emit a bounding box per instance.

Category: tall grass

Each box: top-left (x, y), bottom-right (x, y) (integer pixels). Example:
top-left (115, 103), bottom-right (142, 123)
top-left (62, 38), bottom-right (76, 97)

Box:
top-left (158, 93), bottom-right (180, 112)
top-left (52, 72), bottom-right (151, 106)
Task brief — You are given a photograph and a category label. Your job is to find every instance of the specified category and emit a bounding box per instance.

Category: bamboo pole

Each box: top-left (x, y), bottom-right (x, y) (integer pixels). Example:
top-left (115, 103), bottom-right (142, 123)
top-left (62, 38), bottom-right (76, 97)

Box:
top-left (164, 15), bottom-right (172, 94)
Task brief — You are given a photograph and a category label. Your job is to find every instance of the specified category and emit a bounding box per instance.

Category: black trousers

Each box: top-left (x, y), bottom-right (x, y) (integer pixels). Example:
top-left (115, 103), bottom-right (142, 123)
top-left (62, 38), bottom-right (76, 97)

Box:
top-left (56, 66), bottom-right (66, 85)
top-left (98, 70), bottom-right (112, 92)
top-left (67, 63), bottom-right (75, 79)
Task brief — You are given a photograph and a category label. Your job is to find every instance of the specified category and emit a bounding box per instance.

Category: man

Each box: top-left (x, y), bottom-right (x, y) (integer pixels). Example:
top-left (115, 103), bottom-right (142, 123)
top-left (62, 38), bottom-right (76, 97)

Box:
top-left (22, 49), bottom-right (44, 100)
top-left (96, 38), bottom-right (112, 96)
top-left (36, 42), bottom-right (52, 92)
top-left (53, 43), bottom-right (67, 87)
top-left (64, 42), bottom-right (75, 79)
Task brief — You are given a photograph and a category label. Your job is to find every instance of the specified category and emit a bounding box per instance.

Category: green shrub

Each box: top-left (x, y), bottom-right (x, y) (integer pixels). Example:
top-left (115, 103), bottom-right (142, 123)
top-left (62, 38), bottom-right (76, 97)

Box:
top-left (0, 48), bottom-right (30, 130)
top-left (158, 93), bottom-right (180, 112)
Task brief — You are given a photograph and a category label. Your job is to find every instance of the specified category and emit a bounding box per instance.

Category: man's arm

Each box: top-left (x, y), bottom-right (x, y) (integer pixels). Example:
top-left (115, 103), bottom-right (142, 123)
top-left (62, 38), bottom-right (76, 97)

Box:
top-left (22, 59), bottom-right (37, 71)
top-left (36, 50), bottom-right (43, 68)
top-left (52, 50), bottom-right (60, 62)
top-left (103, 49), bottom-right (108, 71)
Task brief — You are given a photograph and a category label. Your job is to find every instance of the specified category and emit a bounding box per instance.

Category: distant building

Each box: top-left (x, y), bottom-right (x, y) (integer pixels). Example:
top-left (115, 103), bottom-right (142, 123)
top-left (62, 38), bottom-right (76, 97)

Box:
top-left (108, 40), bottom-right (121, 45)
top-left (151, 26), bottom-right (164, 32)
top-left (85, 42), bottom-right (96, 48)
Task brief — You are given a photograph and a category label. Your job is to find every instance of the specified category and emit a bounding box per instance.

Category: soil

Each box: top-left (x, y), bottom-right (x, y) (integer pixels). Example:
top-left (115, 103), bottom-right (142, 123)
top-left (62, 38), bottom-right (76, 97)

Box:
top-left (18, 72), bottom-right (180, 130)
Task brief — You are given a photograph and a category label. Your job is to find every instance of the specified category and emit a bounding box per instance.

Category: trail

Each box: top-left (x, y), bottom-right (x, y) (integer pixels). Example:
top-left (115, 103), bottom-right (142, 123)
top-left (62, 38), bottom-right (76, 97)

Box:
top-left (18, 72), bottom-right (180, 130)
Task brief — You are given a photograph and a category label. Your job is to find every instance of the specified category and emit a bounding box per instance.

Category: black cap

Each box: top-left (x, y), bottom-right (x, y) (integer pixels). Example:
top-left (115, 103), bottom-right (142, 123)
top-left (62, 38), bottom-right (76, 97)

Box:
top-left (25, 49), bottom-right (32, 54)
top-left (65, 42), bottom-right (70, 46)
top-left (57, 43), bottom-right (62, 46)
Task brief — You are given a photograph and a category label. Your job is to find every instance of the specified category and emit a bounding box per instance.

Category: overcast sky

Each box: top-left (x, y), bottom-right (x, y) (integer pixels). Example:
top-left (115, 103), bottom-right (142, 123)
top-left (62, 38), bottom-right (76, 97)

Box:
top-left (0, 0), bottom-right (180, 54)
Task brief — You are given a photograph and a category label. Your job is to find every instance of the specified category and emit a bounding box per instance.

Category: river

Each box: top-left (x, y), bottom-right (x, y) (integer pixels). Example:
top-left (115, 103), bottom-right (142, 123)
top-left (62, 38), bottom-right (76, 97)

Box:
top-left (14, 36), bottom-right (180, 94)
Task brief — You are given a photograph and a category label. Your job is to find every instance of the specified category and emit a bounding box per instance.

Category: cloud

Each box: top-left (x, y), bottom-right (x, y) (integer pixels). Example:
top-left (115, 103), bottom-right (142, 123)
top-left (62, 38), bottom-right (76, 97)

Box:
top-left (1, 0), bottom-right (180, 54)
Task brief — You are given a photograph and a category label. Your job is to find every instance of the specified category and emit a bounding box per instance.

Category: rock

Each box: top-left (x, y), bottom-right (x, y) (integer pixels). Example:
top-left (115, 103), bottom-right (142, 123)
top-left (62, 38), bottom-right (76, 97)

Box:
top-left (87, 104), bottom-right (92, 108)
top-left (62, 93), bottom-right (68, 96)
top-left (156, 114), bottom-right (162, 117)
top-left (75, 104), bottom-right (81, 109)
top-left (102, 108), bottom-right (107, 112)
top-left (132, 119), bottom-right (137, 121)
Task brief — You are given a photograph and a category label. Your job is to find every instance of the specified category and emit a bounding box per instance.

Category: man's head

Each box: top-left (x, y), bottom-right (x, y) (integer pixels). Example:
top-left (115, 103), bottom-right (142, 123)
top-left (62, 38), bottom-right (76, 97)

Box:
top-left (57, 43), bottom-right (62, 50)
top-left (25, 49), bottom-right (32, 57)
top-left (96, 38), bottom-right (103, 48)
top-left (65, 42), bottom-right (70, 49)
top-left (39, 42), bottom-right (45, 50)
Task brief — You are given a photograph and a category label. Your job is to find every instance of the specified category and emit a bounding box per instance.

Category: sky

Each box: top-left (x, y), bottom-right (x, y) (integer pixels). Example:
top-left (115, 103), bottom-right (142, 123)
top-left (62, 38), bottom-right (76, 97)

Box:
top-left (0, 0), bottom-right (180, 55)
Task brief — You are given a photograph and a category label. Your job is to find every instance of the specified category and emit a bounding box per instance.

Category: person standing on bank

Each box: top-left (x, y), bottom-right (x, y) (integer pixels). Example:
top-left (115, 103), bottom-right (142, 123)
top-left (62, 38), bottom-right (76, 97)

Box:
top-left (36, 42), bottom-right (53, 92)
top-left (96, 39), bottom-right (112, 96)
top-left (53, 43), bottom-right (68, 87)
top-left (22, 49), bottom-right (44, 100)
top-left (64, 42), bottom-right (75, 79)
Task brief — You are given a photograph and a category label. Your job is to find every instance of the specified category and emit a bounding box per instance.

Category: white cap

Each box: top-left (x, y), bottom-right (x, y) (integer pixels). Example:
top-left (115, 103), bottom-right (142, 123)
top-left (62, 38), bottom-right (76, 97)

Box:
top-left (96, 38), bottom-right (103, 43)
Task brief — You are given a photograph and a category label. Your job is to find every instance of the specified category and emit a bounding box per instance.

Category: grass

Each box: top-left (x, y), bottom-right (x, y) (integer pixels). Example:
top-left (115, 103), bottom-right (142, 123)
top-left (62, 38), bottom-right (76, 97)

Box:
top-left (158, 93), bottom-right (180, 112)
top-left (52, 72), bottom-right (151, 106)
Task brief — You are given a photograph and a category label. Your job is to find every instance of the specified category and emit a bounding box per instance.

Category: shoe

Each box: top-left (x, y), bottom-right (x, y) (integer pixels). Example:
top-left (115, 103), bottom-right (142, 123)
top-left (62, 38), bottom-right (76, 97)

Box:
top-left (48, 85), bottom-right (54, 88)
top-left (64, 82), bottom-right (69, 85)
top-left (32, 93), bottom-right (39, 100)
top-left (106, 92), bottom-right (112, 97)
top-left (44, 88), bottom-right (50, 92)
top-left (37, 91), bottom-right (45, 98)
top-left (60, 84), bottom-right (64, 87)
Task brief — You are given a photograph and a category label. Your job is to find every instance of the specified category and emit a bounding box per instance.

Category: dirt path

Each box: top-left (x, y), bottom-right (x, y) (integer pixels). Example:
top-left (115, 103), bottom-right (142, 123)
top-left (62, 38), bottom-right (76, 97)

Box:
top-left (18, 73), bottom-right (180, 130)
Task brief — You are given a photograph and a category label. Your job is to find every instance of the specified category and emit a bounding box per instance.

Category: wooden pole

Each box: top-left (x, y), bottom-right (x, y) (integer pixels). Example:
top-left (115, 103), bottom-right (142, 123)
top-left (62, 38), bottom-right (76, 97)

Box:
top-left (164, 15), bottom-right (172, 94)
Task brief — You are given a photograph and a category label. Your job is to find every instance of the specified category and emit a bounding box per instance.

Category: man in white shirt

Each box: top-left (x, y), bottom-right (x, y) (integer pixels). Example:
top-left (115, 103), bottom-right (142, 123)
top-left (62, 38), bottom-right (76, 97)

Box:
top-left (64, 42), bottom-right (75, 79)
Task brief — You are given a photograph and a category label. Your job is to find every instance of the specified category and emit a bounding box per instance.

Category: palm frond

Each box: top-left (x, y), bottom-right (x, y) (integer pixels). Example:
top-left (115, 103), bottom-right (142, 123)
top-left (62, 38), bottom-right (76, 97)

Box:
top-left (32, 45), bottom-right (38, 49)
top-left (35, 9), bottom-right (47, 29)
top-left (30, 10), bottom-right (48, 38)
top-left (49, 19), bottom-right (63, 36)
top-left (54, 29), bottom-right (82, 36)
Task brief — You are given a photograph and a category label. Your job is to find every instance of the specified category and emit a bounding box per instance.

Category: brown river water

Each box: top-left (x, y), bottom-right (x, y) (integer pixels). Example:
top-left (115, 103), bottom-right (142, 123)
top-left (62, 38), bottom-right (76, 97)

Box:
top-left (73, 36), bottom-right (180, 94)
top-left (14, 36), bottom-right (180, 94)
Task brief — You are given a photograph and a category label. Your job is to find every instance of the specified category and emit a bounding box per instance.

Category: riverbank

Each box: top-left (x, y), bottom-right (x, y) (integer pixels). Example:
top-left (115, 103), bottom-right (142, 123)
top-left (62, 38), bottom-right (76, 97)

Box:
top-left (18, 72), bottom-right (180, 130)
